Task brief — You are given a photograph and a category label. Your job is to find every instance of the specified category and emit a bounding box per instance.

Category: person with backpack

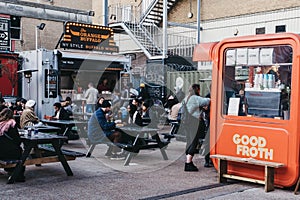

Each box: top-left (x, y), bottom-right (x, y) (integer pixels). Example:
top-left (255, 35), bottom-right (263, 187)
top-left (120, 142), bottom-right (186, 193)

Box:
top-left (182, 84), bottom-right (210, 172)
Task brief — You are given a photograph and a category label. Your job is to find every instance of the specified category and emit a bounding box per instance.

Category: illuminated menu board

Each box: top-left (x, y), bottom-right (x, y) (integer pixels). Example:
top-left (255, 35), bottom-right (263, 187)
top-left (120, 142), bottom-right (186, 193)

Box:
top-left (60, 22), bottom-right (119, 53)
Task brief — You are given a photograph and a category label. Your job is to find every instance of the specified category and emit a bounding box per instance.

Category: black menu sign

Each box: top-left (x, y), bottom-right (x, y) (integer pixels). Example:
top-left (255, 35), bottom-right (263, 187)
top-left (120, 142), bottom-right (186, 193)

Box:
top-left (60, 22), bottom-right (118, 53)
top-left (0, 18), bottom-right (10, 51)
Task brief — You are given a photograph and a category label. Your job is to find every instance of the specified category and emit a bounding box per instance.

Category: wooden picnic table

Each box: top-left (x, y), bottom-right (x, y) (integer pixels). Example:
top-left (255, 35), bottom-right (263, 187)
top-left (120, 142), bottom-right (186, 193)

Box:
top-left (7, 133), bottom-right (74, 184)
top-left (41, 119), bottom-right (87, 140)
top-left (116, 126), bottom-right (169, 165)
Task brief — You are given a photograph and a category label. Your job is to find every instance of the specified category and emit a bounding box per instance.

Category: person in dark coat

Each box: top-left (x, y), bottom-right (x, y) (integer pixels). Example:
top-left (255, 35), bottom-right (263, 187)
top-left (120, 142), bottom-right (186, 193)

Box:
top-left (0, 97), bottom-right (7, 112)
top-left (88, 100), bottom-right (125, 160)
top-left (0, 108), bottom-right (25, 182)
top-left (52, 102), bottom-right (71, 120)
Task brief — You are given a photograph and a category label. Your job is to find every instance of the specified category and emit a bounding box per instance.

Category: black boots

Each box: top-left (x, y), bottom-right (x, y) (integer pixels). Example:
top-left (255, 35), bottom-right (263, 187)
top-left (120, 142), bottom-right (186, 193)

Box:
top-left (184, 162), bottom-right (199, 172)
top-left (204, 154), bottom-right (213, 168)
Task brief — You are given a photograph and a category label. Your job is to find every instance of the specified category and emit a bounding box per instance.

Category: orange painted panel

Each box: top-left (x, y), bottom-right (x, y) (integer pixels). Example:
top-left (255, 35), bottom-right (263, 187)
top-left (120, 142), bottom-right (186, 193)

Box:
top-left (209, 33), bottom-right (300, 187)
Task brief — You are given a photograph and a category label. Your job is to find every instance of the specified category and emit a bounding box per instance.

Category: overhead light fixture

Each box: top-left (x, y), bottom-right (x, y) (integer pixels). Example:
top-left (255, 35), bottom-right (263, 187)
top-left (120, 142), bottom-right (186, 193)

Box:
top-left (88, 11), bottom-right (95, 16)
top-left (110, 14), bottom-right (116, 20)
top-left (188, 0), bottom-right (193, 18)
top-left (36, 23), bottom-right (46, 50)
top-left (37, 23), bottom-right (46, 30)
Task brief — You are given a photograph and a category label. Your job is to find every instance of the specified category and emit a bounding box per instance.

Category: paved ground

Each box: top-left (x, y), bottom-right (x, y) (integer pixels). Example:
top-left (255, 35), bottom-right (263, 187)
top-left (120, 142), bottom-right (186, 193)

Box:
top-left (0, 131), bottom-right (299, 200)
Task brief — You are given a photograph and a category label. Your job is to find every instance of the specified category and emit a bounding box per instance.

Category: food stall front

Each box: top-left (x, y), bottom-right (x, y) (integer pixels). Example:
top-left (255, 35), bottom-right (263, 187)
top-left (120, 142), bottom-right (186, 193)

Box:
top-left (18, 49), bottom-right (131, 119)
top-left (193, 33), bottom-right (299, 188)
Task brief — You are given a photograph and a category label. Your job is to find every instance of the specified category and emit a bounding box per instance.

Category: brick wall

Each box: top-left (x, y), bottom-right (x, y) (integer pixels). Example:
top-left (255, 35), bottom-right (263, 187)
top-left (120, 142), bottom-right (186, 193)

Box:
top-left (168, 0), bottom-right (300, 23)
top-left (11, 0), bottom-right (93, 51)
top-left (14, 18), bottom-right (63, 51)
top-left (22, 0), bottom-right (92, 10)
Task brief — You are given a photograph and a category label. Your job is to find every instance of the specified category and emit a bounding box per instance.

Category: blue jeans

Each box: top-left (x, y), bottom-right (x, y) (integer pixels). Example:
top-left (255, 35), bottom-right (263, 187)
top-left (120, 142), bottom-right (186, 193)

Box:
top-left (86, 104), bottom-right (95, 113)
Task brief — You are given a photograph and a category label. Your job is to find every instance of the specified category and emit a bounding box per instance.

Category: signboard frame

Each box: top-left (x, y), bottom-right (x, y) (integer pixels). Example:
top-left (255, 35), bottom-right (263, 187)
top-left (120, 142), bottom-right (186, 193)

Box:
top-left (60, 22), bottom-right (119, 53)
top-left (0, 18), bottom-right (11, 52)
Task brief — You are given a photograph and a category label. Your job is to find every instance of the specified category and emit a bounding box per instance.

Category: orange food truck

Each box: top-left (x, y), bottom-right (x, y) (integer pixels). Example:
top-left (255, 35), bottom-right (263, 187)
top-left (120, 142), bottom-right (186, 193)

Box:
top-left (194, 33), bottom-right (300, 189)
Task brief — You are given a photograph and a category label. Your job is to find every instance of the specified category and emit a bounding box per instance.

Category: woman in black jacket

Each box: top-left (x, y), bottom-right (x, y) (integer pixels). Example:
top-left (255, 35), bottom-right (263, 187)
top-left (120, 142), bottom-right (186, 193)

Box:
top-left (0, 108), bottom-right (25, 182)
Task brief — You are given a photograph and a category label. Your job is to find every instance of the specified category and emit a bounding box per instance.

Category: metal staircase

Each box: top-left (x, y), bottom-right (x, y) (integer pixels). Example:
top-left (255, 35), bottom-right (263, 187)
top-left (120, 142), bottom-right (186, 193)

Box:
top-left (120, 22), bottom-right (164, 59)
top-left (140, 0), bottom-right (179, 26)
top-left (109, 0), bottom-right (195, 60)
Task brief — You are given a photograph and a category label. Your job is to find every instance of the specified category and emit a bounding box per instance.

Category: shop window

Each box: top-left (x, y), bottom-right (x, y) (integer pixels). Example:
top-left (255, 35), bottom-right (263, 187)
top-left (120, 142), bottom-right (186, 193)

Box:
top-left (256, 27), bottom-right (265, 35)
top-left (275, 25), bottom-right (286, 33)
top-left (10, 16), bottom-right (21, 40)
top-left (222, 45), bottom-right (292, 120)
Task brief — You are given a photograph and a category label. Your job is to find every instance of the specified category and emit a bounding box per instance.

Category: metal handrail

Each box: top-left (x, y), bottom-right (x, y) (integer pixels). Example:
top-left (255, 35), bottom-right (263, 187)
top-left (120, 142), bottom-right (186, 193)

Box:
top-left (108, 4), bottom-right (196, 57)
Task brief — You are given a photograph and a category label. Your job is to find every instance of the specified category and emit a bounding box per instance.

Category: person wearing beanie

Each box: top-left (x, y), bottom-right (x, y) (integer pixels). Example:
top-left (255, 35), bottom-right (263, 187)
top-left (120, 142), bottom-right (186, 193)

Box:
top-left (20, 99), bottom-right (39, 128)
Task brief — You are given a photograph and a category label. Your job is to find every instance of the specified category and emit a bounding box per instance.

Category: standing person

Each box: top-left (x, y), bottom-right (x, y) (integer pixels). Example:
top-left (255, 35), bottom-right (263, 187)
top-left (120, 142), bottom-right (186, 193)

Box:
top-left (20, 100), bottom-right (39, 128)
top-left (88, 100), bottom-right (125, 160)
top-left (202, 92), bottom-right (213, 168)
top-left (138, 83), bottom-right (150, 102)
top-left (183, 84), bottom-right (210, 172)
top-left (85, 82), bottom-right (99, 113)
top-left (0, 108), bottom-right (25, 182)
top-left (97, 78), bottom-right (110, 94)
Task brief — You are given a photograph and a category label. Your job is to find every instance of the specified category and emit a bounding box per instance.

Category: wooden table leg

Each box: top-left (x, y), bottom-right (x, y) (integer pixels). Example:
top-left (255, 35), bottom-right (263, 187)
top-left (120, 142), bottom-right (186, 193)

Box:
top-left (153, 134), bottom-right (168, 160)
top-left (160, 148), bottom-right (168, 160)
top-left (7, 143), bottom-right (34, 184)
top-left (218, 159), bottom-right (227, 183)
top-left (265, 166), bottom-right (275, 192)
top-left (51, 140), bottom-right (73, 176)
top-left (124, 152), bottom-right (135, 166)
top-left (294, 176), bottom-right (300, 194)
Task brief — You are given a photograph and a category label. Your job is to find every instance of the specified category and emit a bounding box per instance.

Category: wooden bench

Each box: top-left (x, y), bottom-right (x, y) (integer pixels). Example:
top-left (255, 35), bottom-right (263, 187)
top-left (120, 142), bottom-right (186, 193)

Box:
top-left (86, 141), bottom-right (134, 158)
top-left (86, 136), bottom-right (169, 166)
top-left (210, 154), bottom-right (285, 192)
top-left (0, 156), bottom-right (76, 169)
top-left (0, 147), bottom-right (84, 169)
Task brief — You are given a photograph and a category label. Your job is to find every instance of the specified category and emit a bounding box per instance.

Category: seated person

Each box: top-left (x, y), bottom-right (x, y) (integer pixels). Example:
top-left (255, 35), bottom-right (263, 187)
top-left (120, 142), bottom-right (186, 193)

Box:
top-left (126, 103), bottom-right (143, 127)
top-left (0, 108), bottom-right (25, 182)
top-left (61, 97), bottom-right (73, 116)
top-left (52, 102), bottom-right (71, 120)
top-left (0, 97), bottom-right (7, 112)
top-left (167, 97), bottom-right (180, 122)
top-left (95, 97), bottom-right (105, 111)
top-left (141, 101), bottom-right (151, 126)
top-left (88, 100), bottom-right (126, 160)
top-left (20, 100), bottom-right (39, 128)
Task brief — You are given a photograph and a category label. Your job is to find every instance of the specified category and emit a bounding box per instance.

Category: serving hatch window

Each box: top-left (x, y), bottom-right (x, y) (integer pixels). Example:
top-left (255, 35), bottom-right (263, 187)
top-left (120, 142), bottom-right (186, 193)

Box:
top-left (222, 45), bottom-right (292, 120)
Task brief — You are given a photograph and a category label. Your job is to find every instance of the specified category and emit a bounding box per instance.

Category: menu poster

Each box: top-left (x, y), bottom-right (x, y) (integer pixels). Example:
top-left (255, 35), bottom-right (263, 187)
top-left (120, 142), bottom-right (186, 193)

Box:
top-left (260, 48), bottom-right (273, 65)
top-left (228, 97), bottom-right (240, 116)
top-left (226, 49), bottom-right (236, 66)
top-left (248, 48), bottom-right (259, 65)
top-left (236, 48), bottom-right (248, 65)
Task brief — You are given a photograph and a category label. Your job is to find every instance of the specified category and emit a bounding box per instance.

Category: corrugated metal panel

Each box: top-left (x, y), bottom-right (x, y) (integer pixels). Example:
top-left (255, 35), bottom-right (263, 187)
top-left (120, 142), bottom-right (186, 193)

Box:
top-left (166, 70), bottom-right (212, 97)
